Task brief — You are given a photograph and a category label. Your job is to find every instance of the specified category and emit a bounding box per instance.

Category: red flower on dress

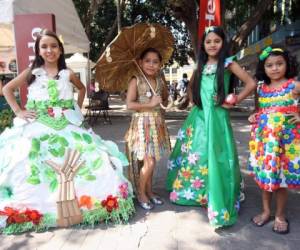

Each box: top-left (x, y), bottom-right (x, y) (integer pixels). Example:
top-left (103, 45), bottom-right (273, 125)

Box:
top-left (186, 127), bottom-right (192, 137)
top-left (79, 195), bottom-right (93, 209)
top-left (24, 209), bottom-right (42, 225)
top-left (101, 195), bottom-right (119, 212)
top-left (47, 107), bottom-right (55, 117)
top-left (0, 207), bottom-right (42, 225)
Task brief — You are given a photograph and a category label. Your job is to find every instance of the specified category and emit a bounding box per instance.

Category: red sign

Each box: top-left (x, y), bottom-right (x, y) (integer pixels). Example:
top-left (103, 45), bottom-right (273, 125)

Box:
top-left (198, 0), bottom-right (221, 41)
top-left (14, 14), bottom-right (56, 107)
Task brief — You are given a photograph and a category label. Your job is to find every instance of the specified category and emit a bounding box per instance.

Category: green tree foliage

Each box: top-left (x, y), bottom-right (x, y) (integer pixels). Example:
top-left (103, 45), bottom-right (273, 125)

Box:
top-left (73, 0), bottom-right (299, 64)
top-left (73, 0), bottom-right (191, 65)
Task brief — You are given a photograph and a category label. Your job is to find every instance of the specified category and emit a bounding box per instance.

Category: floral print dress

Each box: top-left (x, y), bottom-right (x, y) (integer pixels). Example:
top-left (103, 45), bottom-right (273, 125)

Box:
top-left (166, 57), bottom-right (242, 227)
top-left (0, 68), bottom-right (135, 234)
top-left (248, 79), bottom-right (300, 191)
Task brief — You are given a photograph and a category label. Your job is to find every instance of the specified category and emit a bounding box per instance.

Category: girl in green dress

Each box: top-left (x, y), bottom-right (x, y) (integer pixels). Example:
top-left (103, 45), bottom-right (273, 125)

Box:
top-left (166, 26), bottom-right (256, 227)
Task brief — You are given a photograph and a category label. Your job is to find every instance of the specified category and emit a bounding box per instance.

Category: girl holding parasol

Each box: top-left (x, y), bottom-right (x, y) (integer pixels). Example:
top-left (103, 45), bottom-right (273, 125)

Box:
top-left (125, 48), bottom-right (171, 210)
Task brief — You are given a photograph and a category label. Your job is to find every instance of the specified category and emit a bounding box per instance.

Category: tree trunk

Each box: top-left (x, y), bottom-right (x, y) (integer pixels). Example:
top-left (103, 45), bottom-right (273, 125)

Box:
top-left (168, 0), bottom-right (273, 57)
top-left (84, 0), bottom-right (106, 39)
top-left (167, 0), bottom-right (199, 58)
top-left (99, 0), bottom-right (125, 55)
top-left (230, 0), bottom-right (273, 53)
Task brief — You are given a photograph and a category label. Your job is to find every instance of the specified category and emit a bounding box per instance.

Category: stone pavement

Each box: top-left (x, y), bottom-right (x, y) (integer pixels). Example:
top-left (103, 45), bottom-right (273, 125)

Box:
top-left (1, 104), bottom-right (300, 250)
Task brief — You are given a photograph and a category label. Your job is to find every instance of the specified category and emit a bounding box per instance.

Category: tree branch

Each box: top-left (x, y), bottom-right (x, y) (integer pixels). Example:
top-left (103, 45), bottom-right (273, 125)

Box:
top-left (85, 0), bottom-right (106, 39)
top-left (167, 0), bottom-right (199, 58)
top-left (230, 0), bottom-right (273, 53)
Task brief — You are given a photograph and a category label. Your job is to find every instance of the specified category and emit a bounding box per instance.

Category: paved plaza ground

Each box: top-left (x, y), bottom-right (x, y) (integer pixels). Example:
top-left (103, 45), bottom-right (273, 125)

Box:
top-left (1, 102), bottom-right (300, 249)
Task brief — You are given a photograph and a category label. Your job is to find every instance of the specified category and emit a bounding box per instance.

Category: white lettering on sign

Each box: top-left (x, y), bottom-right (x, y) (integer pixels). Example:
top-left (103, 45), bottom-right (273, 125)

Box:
top-left (205, 0), bottom-right (216, 26)
top-left (27, 27), bottom-right (42, 66)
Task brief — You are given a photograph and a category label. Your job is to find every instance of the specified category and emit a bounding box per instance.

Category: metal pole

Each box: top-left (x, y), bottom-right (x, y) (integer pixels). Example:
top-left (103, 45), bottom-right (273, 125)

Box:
top-left (116, 0), bottom-right (121, 33)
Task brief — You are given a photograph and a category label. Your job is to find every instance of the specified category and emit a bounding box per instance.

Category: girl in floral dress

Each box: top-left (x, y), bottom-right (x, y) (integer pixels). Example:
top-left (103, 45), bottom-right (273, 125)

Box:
top-left (125, 48), bottom-right (171, 210)
top-left (0, 30), bottom-right (134, 234)
top-left (248, 47), bottom-right (300, 234)
top-left (166, 26), bottom-right (256, 227)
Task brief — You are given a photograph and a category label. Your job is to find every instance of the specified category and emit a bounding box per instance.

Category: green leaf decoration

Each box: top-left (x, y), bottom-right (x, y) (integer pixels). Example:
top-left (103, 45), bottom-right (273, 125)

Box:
top-left (86, 144), bottom-right (96, 152)
top-left (92, 158), bottom-right (103, 170)
top-left (40, 134), bottom-right (50, 141)
top-left (30, 164), bottom-right (40, 175)
top-left (49, 148), bottom-right (60, 157)
top-left (94, 200), bottom-right (101, 208)
top-left (59, 137), bottom-right (69, 147)
top-left (48, 135), bottom-right (59, 145)
top-left (75, 143), bottom-right (84, 153)
top-left (85, 175), bottom-right (97, 181)
top-left (31, 139), bottom-right (41, 152)
top-left (49, 179), bottom-right (58, 192)
top-left (57, 147), bottom-right (66, 157)
top-left (78, 166), bottom-right (90, 176)
top-left (27, 176), bottom-right (41, 185)
top-left (44, 168), bottom-right (56, 180)
top-left (29, 151), bottom-right (38, 160)
top-left (82, 133), bottom-right (92, 144)
top-left (71, 131), bottom-right (82, 141)
top-left (0, 186), bottom-right (13, 199)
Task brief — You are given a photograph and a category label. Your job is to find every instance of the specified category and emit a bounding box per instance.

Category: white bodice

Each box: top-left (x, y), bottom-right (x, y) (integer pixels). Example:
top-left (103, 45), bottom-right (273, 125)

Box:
top-left (27, 67), bottom-right (74, 101)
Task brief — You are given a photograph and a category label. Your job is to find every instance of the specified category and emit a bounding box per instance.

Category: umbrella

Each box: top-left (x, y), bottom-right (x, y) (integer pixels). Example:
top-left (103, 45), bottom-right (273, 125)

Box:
top-left (95, 23), bottom-right (174, 94)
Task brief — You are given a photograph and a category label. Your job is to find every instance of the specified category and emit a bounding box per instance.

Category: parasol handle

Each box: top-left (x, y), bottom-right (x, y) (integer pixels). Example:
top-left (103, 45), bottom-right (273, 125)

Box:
top-left (134, 60), bottom-right (167, 110)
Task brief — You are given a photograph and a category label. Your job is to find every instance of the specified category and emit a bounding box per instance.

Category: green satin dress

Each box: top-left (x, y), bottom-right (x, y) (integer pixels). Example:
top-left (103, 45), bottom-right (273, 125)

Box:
top-left (166, 57), bottom-right (241, 227)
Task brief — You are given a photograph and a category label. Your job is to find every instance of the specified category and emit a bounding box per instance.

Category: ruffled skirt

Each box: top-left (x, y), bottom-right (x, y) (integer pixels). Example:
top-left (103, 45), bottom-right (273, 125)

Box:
top-left (125, 111), bottom-right (170, 191)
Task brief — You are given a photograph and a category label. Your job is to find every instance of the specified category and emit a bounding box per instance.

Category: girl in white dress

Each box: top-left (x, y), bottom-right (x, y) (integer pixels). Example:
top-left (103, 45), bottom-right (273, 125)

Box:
top-left (0, 30), bottom-right (134, 234)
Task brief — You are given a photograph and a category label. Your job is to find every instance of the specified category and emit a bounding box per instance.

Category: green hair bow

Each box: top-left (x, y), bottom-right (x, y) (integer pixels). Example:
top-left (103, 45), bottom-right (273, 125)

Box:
top-left (259, 46), bottom-right (284, 60)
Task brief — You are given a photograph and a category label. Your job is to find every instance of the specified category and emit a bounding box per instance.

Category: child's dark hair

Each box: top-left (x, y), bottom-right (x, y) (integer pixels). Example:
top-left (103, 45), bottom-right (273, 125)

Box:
top-left (192, 26), bottom-right (231, 108)
top-left (255, 47), bottom-right (299, 84)
top-left (140, 47), bottom-right (162, 62)
top-left (27, 29), bottom-right (66, 85)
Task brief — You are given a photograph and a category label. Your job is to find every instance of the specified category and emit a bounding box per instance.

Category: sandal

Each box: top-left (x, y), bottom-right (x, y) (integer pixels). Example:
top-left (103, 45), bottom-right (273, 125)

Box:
top-left (251, 214), bottom-right (273, 227)
top-left (272, 218), bottom-right (289, 234)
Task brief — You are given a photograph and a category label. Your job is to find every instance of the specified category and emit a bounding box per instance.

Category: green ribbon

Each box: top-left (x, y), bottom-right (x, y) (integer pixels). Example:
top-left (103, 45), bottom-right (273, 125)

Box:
top-left (259, 46), bottom-right (284, 61)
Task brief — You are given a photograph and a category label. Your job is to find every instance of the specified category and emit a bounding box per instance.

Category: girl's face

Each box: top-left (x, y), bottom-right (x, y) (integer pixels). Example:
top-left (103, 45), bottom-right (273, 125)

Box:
top-left (204, 32), bottom-right (223, 58)
top-left (39, 35), bottom-right (61, 64)
top-left (264, 55), bottom-right (287, 82)
top-left (139, 52), bottom-right (161, 77)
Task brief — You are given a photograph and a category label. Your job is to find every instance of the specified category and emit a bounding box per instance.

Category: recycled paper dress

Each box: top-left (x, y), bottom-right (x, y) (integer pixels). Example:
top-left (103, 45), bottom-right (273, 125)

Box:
top-left (0, 68), bottom-right (134, 234)
top-left (248, 79), bottom-right (300, 191)
top-left (166, 57), bottom-right (242, 227)
top-left (125, 75), bottom-right (171, 191)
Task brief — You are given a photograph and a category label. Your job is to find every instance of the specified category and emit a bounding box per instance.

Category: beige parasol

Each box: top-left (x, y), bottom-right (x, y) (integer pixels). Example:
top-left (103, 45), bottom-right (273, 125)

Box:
top-left (95, 23), bottom-right (174, 94)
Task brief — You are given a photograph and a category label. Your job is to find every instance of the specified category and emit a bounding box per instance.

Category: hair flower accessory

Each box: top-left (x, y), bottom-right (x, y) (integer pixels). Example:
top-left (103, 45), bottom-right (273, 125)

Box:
top-left (58, 35), bottom-right (64, 44)
top-left (205, 26), bottom-right (217, 34)
top-left (259, 47), bottom-right (284, 61)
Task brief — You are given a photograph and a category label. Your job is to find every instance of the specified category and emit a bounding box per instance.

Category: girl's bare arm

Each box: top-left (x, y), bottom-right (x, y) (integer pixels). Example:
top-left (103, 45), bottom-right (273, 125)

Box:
top-left (69, 69), bottom-right (86, 108)
top-left (3, 69), bottom-right (36, 119)
top-left (228, 62), bottom-right (256, 104)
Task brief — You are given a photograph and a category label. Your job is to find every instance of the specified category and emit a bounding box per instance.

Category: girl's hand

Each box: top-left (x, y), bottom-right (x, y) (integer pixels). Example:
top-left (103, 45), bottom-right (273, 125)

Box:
top-left (248, 113), bottom-right (258, 123)
top-left (287, 113), bottom-right (300, 124)
top-left (149, 95), bottom-right (162, 107)
top-left (16, 110), bottom-right (36, 121)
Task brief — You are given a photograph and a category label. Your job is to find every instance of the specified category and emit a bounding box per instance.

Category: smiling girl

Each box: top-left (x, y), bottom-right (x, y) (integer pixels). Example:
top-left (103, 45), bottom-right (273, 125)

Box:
top-left (0, 29), bottom-right (134, 234)
top-left (248, 46), bottom-right (300, 234)
top-left (125, 48), bottom-right (171, 210)
top-left (166, 26), bottom-right (256, 227)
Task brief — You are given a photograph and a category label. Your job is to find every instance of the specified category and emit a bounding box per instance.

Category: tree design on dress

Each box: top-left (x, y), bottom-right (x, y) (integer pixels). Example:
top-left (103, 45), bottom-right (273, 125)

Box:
top-left (45, 149), bottom-right (85, 227)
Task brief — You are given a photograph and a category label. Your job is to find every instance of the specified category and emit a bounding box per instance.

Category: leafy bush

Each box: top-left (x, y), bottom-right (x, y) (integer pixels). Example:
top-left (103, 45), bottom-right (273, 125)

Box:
top-left (0, 109), bottom-right (14, 132)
